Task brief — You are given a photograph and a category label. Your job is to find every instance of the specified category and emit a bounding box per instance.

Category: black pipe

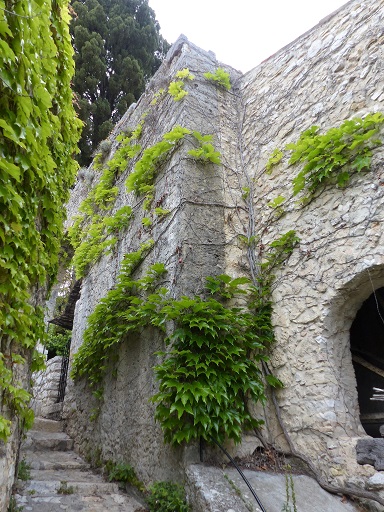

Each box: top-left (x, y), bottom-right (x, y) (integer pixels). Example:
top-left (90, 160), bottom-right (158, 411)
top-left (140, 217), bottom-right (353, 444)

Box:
top-left (209, 435), bottom-right (267, 512)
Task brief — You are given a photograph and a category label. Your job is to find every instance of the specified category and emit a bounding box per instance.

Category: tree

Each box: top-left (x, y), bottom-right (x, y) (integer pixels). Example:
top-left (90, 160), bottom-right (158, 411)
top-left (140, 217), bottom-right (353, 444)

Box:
top-left (71, 0), bottom-right (169, 165)
top-left (0, 0), bottom-right (81, 506)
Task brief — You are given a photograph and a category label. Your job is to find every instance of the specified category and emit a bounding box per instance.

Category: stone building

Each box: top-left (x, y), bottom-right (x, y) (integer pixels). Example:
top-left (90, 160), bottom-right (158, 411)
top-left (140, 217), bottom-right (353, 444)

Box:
top-left (50, 0), bottom-right (384, 507)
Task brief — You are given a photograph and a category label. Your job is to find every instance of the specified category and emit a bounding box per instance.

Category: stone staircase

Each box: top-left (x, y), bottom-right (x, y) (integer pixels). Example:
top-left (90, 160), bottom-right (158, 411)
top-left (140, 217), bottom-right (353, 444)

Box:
top-left (14, 417), bottom-right (146, 511)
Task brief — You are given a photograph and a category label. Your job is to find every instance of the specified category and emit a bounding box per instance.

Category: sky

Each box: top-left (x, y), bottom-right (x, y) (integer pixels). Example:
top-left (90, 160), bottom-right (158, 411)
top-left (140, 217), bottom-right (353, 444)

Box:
top-left (148, 0), bottom-right (350, 73)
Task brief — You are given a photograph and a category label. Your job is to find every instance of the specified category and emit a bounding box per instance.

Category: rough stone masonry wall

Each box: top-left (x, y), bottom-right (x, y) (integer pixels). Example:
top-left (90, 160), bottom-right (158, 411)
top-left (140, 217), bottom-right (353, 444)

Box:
top-left (63, 37), bottom-right (242, 483)
top-left (32, 356), bottom-right (63, 418)
top-left (61, 0), bottom-right (384, 500)
top-left (239, 0), bottom-right (384, 492)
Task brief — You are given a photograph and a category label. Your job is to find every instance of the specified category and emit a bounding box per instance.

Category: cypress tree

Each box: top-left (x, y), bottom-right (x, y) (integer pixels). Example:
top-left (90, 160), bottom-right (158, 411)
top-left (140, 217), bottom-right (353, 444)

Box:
top-left (71, 0), bottom-right (169, 165)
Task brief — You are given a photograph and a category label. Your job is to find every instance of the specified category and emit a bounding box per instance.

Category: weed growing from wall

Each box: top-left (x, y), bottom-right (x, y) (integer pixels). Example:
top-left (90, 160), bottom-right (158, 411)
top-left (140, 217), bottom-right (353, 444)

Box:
top-left (204, 67), bottom-right (231, 90)
top-left (168, 69), bottom-right (195, 101)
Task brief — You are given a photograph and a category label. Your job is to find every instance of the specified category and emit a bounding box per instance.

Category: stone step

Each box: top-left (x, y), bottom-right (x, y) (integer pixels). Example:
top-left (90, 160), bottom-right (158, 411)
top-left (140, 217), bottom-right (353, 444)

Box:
top-left (15, 416), bottom-right (146, 511)
top-left (25, 449), bottom-right (90, 471)
top-left (14, 491), bottom-right (145, 511)
top-left (22, 430), bottom-right (74, 452)
top-left (28, 468), bottom-right (111, 484)
top-left (17, 477), bottom-right (120, 496)
top-left (186, 464), bottom-right (361, 512)
top-left (32, 417), bottom-right (63, 433)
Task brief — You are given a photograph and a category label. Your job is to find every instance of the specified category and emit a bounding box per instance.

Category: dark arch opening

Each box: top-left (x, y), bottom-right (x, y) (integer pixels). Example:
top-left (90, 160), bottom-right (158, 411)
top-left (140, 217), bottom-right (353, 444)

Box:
top-left (350, 287), bottom-right (384, 437)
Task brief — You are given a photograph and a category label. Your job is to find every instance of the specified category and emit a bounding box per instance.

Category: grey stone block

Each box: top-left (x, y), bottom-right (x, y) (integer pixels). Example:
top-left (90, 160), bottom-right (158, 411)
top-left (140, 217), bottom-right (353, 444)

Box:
top-left (356, 438), bottom-right (384, 470)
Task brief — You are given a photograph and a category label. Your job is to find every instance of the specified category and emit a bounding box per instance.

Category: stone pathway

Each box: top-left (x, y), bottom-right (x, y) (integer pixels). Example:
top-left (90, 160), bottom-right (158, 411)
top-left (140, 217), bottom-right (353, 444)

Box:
top-left (14, 417), bottom-right (145, 511)
top-left (186, 465), bottom-right (364, 512)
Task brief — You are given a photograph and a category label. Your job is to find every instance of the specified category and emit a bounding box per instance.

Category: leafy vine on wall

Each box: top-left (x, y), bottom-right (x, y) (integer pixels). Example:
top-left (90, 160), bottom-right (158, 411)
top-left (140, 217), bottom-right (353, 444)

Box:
top-left (0, 0), bottom-right (81, 441)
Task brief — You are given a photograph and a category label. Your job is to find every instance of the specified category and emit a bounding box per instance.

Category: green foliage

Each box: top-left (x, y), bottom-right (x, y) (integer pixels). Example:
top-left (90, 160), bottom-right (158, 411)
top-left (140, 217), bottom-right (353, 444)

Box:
top-left (142, 217), bottom-right (152, 227)
top-left (175, 69), bottom-right (195, 80)
top-left (205, 274), bottom-right (250, 299)
top-left (188, 131), bottom-right (221, 161)
top-left (147, 481), bottom-right (190, 512)
top-left (168, 69), bottom-right (195, 101)
top-left (0, 416), bottom-right (11, 443)
top-left (267, 195), bottom-right (285, 209)
top-left (69, 125), bottom-right (141, 277)
top-left (57, 481), bottom-right (75, 495)
top-left (126, 126), bottom-right (191, 197)
top-left (71, 0), bottom-right (169, 164)
top-left (282, 470), bottom-right (297, 512)
top-left (284, 113), bottom-right (384, 201)
top-left (151, 285), bottom-right (268, 445)
top-left (17, 458), bottom-right (31, 481)
top-left (7, 496), bottom-right (23, 512)
top-left (106, 461), bottom-right (145, 492)
top-left (43, 326), bottom-right (71, 357)
top-left (71, 241), bottom-right (158, 388)
top-left (241, 187), bottom-right (250, 200)
top-left (168, 81), bottom-right (188, 101)
top-left (266, 149), bottom-right (284, 173)
top-left (151, 88), bottom-right (166, 106)
top-left (154, 207), bottom-right (170, 217)
top-left (71, 123), bottom-right (221, 274)
top-left (72, 233), bottom-right (296, 446)
top-left (188, 131), bottom-right (221, 164)
top-left (204, 67), bottom-right (231, 90)
top-left (0, 0), bottom-right (81, 441)
top-left (260, 231), bottom-right (300, 285)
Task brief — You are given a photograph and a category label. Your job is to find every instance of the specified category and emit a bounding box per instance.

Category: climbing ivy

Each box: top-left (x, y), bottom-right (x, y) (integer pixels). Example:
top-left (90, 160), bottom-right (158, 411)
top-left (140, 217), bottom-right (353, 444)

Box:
top-left (68, 117), bottom-right (222, 278)
top-left (125, 125), bottom-right (191, 197)
top-left (71, 231), bottom-right (298, 446)
top-left (71, 241), bottom-right (158, 388)
top-left (0, 0), bottom-right (81, 440)
top-left (204, 67), bottom-right (231, 91)
top-left (266, 113), bottom-right (384, 204)
top-left (168, 68), bottom-right (195, 101)
top-left (68, 125), bottom-right (143, 277)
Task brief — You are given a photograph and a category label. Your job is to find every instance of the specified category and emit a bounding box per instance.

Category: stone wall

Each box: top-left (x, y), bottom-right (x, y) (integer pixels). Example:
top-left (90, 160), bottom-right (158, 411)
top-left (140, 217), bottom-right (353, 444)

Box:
top-left (61, 0), bottom-right (384, 503)
top-left (238, 0), bottom-right (384, 490)
top-left (63, 37), bottom-right (242, 482)
top-left (32, 356), bottom-right (64, 419)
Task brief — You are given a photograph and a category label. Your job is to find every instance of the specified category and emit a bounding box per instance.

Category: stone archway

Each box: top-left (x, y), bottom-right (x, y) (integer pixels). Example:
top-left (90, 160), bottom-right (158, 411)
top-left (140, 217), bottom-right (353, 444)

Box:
top-left (321, 263), bottom-right (384, 439)
top-left (350, 286), bottom-right (384, 437)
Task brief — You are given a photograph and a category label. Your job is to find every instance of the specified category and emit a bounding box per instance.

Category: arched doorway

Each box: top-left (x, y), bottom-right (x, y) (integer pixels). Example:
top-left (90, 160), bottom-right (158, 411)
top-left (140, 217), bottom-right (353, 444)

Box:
top-left (350, 287), bottom-right (384, 437)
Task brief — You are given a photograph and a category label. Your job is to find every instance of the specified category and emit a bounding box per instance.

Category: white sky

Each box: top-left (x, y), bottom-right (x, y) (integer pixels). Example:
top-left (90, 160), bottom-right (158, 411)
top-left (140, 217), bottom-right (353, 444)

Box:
top-left (149, 0), bottom-right (350, 72)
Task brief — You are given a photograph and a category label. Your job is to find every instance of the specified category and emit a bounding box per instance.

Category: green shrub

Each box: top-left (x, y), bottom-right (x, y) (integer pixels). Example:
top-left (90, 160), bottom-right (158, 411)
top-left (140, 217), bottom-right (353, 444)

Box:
top-left (147, 481), bottom-right (190, 512)
top-left (204, 67), bottom-right (231, 90)
top-left (17, 458), bottom-right (31, 481)
top-left (43, 325), bottom-right (71, 358)
top-left (106, 462), bottom-right (145, 492)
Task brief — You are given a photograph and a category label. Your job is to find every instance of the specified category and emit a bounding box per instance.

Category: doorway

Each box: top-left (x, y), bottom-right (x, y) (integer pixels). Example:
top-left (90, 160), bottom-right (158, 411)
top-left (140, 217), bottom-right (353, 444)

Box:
top-left (350, 287), bottom-right (384, 437)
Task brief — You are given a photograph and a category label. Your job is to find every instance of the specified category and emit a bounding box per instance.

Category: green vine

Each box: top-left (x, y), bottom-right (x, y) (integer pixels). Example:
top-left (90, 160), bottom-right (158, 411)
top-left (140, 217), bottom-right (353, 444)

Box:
top-left (69, 121), bottom-right (221, 278)
top-left (187, 131), bottom-right (221, 164)
top-left (125, 125), bottom-right (191, 197)
top-left (71, 231), bottom-right (298, 446)
top-left (68, 125), bottom-right (143, 277)
top-left (0, 0), bottom-right (81, 440)
top-left (71, 240), bottom-right (157, 388)
top-left (168, 68), bottom-right (195, 101)
top-left (204, 67), bottom-right (231, 91)
top-left (266, 113), bottom-right (384, 205)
